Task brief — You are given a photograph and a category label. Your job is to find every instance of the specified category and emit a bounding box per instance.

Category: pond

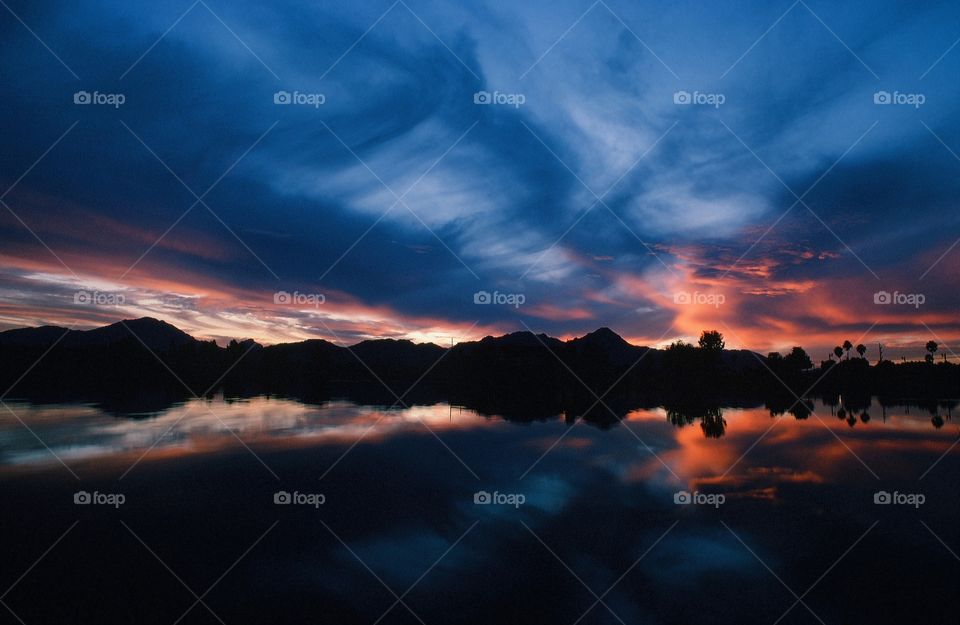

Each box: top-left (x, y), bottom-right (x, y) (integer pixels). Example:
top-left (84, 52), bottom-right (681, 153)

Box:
top-left (0, 396), bottom-right (956, 624)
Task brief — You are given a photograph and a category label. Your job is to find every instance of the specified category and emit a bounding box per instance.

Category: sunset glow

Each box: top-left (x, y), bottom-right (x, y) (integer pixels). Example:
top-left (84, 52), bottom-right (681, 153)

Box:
top-left (1, 1), bottom-right (957, 358)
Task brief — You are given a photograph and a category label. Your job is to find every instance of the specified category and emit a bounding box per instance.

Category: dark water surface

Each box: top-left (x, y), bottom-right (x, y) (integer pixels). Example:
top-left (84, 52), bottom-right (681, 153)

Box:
top-left (1, 396), bottom-right (957, 624)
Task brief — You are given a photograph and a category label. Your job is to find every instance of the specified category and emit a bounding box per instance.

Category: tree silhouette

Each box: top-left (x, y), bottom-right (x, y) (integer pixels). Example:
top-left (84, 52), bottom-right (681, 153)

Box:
top-left (842, 340), bottom-right (853, 360)
top-left (926, 341), bottom-right (938, 364)
top-left (783, 346), bottom-right (813, 372)
top-left (698, 330), bottom-right (725, 352)
top-left (833, 345), bottom-right (844, 360)
top-left (856, 344), bottom-right (866, 359)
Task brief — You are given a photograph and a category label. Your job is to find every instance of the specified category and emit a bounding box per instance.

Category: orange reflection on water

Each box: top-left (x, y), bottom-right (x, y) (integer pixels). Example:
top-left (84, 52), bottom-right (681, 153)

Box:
top-left (619, 402), bottom-right (957, 497)
top-left (0, 397), bottom-right (954, 489)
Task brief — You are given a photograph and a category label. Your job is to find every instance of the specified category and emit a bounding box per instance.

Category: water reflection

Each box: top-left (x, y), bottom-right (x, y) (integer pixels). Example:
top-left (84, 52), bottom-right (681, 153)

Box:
top-left (0, 397), bottom-right (491, 470)
top-left (1, 395), bottom-right (957, 625)
top-left (1, 396), bottom-right (955, 482)
top-left (665, 404), bottom-right (728, 438)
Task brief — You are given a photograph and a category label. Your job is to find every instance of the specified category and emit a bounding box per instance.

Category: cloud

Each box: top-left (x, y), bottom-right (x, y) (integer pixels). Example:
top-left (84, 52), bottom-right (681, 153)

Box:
top-left (0, 0), bottom-right (957, 358)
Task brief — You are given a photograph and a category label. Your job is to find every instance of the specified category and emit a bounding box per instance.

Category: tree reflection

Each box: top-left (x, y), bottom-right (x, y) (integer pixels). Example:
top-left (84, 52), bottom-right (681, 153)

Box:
top-left (701, 408), bottom-right (727, 438)
top-left (665, 404), bottom-right (727, 438)
top-left (767, 397), bottom-right (813, 420)
top-left (790, 400), bottom-right (814, 420)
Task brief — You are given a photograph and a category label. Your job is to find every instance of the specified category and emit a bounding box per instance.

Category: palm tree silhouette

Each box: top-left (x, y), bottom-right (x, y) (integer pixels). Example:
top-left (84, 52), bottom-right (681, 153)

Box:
top-left (833, 346), bottom-right (844, 360)
top-left (856, 344), bottom-right (866, 359)
top-left (842, 340), bottom-right (853, 360)
top-left (926, 341), bottom-right (938, 364)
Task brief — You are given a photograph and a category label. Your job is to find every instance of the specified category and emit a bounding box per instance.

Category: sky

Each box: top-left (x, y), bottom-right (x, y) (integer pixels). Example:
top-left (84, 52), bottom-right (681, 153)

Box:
top-left (0, 0), bottom-right (958, 360)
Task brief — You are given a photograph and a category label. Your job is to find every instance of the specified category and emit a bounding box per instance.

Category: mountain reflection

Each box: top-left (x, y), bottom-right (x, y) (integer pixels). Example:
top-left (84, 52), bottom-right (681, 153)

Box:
top-left (0, 396), bottom-right (954, 476)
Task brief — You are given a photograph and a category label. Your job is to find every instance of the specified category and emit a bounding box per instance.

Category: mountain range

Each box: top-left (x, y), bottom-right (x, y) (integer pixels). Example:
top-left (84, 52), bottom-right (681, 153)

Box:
top-left (0, 317), bottom-right (762, 370)
top-left (0, 318), bottom-right (766, 414)
top-left (2, 318), bottom-right (955, 420)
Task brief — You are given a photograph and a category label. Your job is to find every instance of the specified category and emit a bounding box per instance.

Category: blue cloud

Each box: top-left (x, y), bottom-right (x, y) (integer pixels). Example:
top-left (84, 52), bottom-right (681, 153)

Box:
top-left (1, 0), bottom-right (958, 348)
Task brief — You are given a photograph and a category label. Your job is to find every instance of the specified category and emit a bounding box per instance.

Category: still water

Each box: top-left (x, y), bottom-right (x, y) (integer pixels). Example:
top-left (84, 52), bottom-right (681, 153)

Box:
top-left (0, 396), bottom-right (957, 624)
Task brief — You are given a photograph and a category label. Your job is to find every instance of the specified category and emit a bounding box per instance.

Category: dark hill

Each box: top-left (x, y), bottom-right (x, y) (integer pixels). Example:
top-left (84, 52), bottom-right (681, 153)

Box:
top-left (77, 318), bottom-right (197, 350)
top-left (2, 318), bottom-right (955, 420)
top-left (0, 325), bottom-right (72, 347)
top-left (0, 317), bottom-right (198, 352)
top-left (566, 326), bottom-right (651, 369)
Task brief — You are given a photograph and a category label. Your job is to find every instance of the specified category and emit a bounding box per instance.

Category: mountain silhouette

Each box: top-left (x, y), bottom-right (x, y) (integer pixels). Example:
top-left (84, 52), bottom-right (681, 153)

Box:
top-left (0, 318), bottom-right (956, 419)
top-left (0, 317), bottom-right (197, 351)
